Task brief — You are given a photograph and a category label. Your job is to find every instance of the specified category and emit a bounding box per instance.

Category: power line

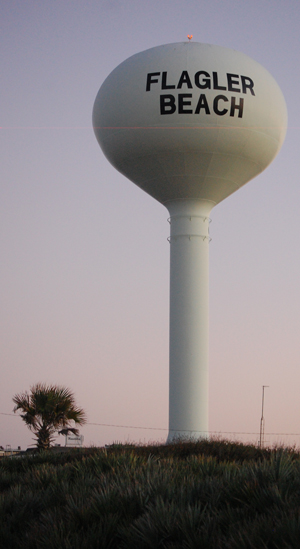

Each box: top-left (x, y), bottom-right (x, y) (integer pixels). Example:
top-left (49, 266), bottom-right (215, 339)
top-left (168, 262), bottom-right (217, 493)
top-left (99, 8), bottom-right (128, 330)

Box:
top-left (2, 413), bottom-right (300, 437)
top-left (83, 421), bottom-right (300, 437)
top-left (87, 422), bottom-right (167, 431)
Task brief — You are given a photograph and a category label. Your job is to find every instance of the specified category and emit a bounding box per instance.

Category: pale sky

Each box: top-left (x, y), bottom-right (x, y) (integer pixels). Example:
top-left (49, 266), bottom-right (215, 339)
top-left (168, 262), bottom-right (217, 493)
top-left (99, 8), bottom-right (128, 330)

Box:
top-left (1, 0), bottom-right (300, 450)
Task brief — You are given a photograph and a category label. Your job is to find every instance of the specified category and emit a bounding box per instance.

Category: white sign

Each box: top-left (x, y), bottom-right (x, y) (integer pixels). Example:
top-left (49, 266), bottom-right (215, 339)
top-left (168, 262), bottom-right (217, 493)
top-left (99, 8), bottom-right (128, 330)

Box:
top-left (65, 434), bottom-right (84, 447)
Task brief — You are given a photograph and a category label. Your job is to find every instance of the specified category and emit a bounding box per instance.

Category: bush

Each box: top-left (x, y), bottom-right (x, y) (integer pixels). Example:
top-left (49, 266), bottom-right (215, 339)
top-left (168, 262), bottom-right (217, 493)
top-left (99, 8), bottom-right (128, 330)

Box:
top-left (1, 439), bottom-right (300, 548)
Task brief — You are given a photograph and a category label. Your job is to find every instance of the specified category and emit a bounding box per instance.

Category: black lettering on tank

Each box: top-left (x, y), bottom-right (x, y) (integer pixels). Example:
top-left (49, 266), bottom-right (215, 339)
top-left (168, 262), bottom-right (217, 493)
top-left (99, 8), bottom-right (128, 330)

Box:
top-left (230, 97), bottom-right (244, 118)
top-left (178, 94), bottom-right (193, 114)
top-left (213, 95), bottom-right (229, 115)
top-left (195, 94), bottom-right (210, 114)
top-left (161, 72), bottom-right (175, 90)
top-left (146, 72), bottom-right (160, 91)
top-left (177, 71), bottom-right (193, 89)
top-left (194, 71), bottom-right (211, 89)
top-left (160, 94), bottom-right (176, 114)
top-left (227, 74), bottom-right (241, 93)
top-left (212, 72), bottom-right (226, 90)
top-left (241, 76), bottom-right (255, 96)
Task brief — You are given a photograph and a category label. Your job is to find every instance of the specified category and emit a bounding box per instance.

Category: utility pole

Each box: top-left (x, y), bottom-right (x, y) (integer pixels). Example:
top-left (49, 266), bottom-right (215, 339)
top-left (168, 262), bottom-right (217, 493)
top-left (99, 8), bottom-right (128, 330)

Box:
top-left (259, 385), bottom-right (269, 448)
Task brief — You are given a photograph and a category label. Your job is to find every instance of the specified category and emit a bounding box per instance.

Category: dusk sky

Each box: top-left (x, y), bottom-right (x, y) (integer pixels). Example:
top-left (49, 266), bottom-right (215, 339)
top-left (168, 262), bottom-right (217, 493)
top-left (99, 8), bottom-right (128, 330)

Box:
top-left (1, 0), bottom-right (300, 450)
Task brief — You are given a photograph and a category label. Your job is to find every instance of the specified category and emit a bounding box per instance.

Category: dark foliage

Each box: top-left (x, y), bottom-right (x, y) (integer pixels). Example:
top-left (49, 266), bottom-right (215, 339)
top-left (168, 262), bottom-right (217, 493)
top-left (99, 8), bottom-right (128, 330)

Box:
top-left (1, 439), bottom-right (300, 548)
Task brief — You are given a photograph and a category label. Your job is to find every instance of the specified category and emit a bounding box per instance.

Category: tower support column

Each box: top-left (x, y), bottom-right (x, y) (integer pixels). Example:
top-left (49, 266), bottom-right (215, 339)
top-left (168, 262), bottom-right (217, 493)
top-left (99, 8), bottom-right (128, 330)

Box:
top-left (166, 199), bottom-right (214, 442)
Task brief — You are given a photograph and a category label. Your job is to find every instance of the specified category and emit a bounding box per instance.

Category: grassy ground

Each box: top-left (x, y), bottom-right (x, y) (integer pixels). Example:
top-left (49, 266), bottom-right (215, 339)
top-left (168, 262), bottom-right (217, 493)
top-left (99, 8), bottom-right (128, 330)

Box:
top-left (1, 439), bottom-right (300, 548)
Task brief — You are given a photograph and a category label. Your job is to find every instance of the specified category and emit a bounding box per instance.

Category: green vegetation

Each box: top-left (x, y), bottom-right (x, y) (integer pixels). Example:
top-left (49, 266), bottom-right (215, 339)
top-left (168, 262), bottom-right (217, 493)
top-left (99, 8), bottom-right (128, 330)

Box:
top-left (12, 384), bottom-right (87, 450)
top-left (1, 439), bottom-right (300, 548)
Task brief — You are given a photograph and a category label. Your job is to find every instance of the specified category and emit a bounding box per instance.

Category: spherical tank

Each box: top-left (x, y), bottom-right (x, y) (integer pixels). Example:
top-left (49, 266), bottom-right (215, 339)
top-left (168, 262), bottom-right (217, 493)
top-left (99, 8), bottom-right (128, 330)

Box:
top-left (93, 42), bottom-right (287, 206)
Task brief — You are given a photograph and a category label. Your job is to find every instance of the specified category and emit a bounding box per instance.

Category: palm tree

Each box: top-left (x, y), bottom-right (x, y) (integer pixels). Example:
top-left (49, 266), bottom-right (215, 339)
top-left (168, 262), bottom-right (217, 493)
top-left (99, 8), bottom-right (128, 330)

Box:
top-left (13, 383), bottom-right (87, 450)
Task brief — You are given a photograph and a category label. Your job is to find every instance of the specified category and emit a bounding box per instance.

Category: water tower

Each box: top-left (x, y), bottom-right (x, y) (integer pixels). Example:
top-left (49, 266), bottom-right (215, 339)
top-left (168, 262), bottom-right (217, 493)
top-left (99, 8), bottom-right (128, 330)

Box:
top-left (93, 42), bottom-right (287, 442)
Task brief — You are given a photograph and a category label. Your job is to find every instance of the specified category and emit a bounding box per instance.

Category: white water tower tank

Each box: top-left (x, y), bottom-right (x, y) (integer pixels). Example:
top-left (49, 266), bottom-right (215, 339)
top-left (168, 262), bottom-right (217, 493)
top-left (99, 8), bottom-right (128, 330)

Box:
top-left (93, 42), bottom-right (287, 441)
